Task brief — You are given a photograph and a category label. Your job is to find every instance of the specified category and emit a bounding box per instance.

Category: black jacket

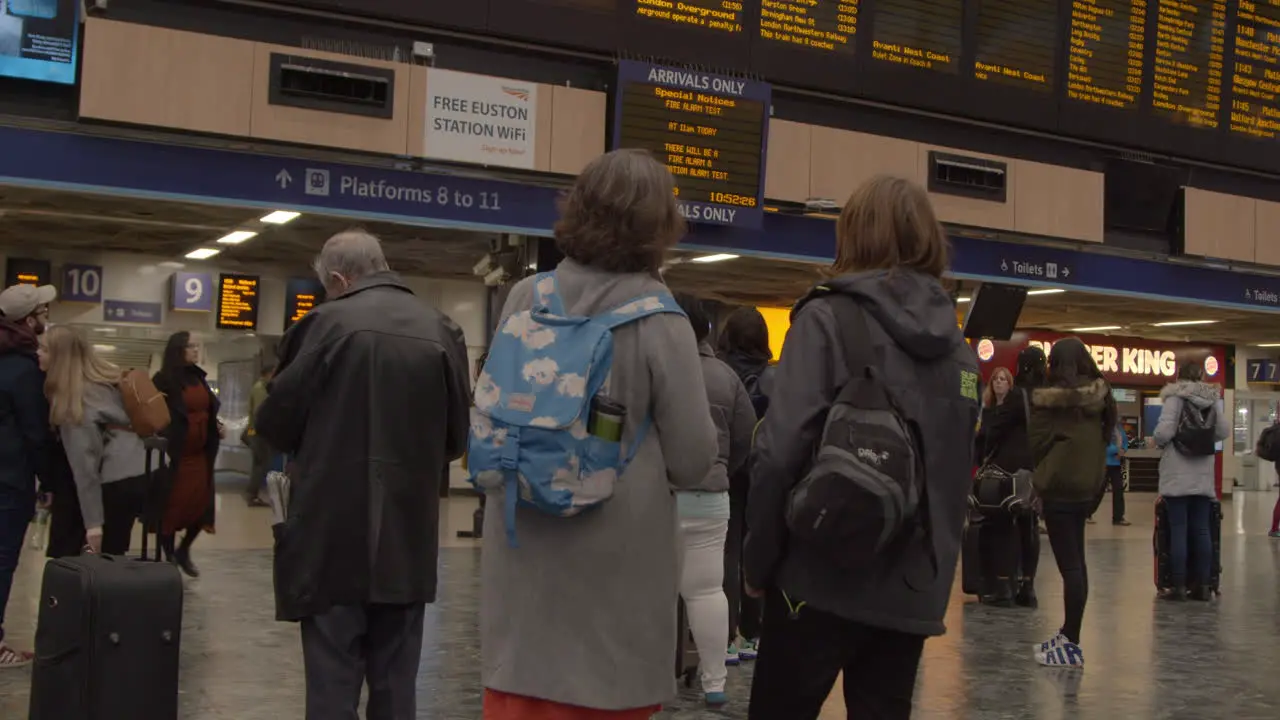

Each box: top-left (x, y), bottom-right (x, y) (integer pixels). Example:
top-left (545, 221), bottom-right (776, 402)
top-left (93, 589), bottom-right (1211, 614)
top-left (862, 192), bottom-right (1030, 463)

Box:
top-left (975, 388), bottom-right (1034, 472)
top-left (0, 319), bottom-right (50, 506)
top-left (257, 272), bottom-right (471, 621)
top-left (153, 365), bottom-right (221, 527)
top-left (745, 270), bottom-right (979, 637)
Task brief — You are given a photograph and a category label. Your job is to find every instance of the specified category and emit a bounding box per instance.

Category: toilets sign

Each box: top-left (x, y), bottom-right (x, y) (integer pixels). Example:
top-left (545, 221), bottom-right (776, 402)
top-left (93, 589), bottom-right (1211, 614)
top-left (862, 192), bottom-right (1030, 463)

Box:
top-left (998, 257), bottom-right (1075, 283)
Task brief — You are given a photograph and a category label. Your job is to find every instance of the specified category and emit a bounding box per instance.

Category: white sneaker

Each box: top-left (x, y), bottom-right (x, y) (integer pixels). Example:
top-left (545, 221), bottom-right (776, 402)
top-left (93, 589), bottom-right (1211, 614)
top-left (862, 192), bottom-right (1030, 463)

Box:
top-left (725, 645), bottom-right (741, 667)
top-left (1035, 631), bottom-right (1069, 654)
top-left (1036, 641), bottom-right (1085, 668)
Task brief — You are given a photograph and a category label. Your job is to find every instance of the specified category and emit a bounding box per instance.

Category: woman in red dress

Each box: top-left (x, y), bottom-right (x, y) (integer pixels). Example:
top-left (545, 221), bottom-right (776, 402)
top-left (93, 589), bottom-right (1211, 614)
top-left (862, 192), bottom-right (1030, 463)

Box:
top-left (154, 332), bottom-right (221, 577)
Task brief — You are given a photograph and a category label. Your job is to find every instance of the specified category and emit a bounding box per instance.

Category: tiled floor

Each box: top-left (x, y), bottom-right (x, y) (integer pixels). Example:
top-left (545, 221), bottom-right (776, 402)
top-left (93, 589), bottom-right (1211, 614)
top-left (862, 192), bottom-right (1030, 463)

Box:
top-left (2, 490), bottom-right (1279, 719)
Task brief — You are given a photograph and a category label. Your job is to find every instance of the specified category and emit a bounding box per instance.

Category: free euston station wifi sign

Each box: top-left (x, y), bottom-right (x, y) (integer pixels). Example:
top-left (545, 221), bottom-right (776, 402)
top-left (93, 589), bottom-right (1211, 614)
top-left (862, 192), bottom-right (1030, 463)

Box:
top-left (613, 61), bottom-right (770, 229)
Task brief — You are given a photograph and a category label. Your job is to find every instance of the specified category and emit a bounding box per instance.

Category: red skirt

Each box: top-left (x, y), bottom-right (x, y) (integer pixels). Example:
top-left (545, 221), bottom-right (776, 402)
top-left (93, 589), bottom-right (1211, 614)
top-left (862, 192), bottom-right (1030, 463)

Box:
top-left (482, 690), bottom-right (659, 720)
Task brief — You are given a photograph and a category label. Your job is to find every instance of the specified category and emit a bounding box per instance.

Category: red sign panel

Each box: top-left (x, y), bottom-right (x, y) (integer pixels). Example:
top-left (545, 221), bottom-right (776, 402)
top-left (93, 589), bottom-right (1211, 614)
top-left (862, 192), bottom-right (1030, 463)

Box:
top-left (976, 331), bottom-right (1228, 388)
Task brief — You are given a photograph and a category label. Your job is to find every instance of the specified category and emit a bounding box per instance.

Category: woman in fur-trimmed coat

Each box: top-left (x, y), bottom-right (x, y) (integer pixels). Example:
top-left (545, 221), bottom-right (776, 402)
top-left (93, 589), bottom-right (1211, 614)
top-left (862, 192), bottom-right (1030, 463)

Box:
top-left (1027, 338), bottom-right (1115, 669)
top-left (1152, 360), bottom-right (1229, 600)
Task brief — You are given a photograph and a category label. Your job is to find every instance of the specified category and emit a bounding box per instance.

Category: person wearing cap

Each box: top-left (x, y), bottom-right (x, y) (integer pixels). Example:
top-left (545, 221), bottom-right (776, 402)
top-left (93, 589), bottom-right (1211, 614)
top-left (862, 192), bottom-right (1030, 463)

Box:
top-left (0, 282), bottom-right (55, 668)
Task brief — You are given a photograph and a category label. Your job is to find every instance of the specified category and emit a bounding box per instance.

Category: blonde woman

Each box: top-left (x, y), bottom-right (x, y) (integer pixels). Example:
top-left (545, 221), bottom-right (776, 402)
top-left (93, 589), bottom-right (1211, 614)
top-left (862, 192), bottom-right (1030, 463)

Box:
top-left (43, 326), bottom-right (147, 556)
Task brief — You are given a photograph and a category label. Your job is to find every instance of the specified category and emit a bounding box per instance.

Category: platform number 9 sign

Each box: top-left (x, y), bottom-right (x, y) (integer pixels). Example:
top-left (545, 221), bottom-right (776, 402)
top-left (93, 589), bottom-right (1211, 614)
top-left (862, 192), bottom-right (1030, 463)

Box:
top-left (62, 264), bottom-right (103, 304)
top-left (171, 272), bottom-right (214, 312)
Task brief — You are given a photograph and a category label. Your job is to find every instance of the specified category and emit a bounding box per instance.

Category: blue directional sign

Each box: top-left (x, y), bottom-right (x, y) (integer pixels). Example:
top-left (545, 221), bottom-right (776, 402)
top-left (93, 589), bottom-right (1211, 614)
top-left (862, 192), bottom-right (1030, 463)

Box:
top-left (0, 125), bottom-right (560, 235)
top-left (171, 272), bottom-right (214, 312)
top-left (61, 264), bottom-right (103, 303)
top-left (103, 300), bottom-right (162, 325)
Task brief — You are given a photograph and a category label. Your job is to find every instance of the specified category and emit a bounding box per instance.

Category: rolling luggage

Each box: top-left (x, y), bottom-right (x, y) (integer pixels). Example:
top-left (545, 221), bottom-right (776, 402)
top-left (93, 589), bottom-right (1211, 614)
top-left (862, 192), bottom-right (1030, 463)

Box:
top-left (675, 598), bottom-right (699, 688)
top-left (139, 437), bottom-right (170, 562)
top-left (29, 553), bottom-right (184, 720)
top-left (961, 511), bottom-right (984, 596)
top-left (1153, 497), bottom-right (1222, 594)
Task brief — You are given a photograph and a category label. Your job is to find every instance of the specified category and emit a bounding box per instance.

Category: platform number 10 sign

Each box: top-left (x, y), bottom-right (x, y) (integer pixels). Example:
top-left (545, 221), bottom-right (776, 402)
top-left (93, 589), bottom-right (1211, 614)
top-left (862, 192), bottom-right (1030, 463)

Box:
top-left (171, 272), bottom-right (214, 312)
top-left (62, 264), bottom-right (103, 304)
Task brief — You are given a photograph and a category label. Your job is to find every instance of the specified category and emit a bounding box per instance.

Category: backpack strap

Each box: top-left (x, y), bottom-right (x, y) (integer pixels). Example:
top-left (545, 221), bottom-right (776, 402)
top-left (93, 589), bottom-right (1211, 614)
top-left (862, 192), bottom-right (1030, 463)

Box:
top-left (532, 272), bottom-right (567, 317)
top-left (597, 291), bottom-right (687, 466)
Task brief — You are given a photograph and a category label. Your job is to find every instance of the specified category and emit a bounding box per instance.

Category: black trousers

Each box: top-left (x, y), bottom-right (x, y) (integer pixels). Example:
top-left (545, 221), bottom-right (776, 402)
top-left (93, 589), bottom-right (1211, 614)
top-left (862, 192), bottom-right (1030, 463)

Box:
top-left (726, 472), bottom-right (762, 641)
top-left (1093, 465), bottom-right (1126, 522)
top-left (245, 435), bottom-right (271, 500)
top-left (1043, 502), bottom-right (1090, 644)
top-left (47, 474), bottom-right (147, 558)
top-left (748, 588), bottom-right (924, 720)
top-left (300, 603), bottom-right (426, 720)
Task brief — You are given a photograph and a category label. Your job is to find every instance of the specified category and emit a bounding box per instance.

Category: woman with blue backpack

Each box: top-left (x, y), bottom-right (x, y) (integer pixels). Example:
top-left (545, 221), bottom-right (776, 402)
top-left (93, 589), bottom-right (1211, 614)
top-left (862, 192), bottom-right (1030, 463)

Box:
top-left (474, 149), bottom-right (718, 720)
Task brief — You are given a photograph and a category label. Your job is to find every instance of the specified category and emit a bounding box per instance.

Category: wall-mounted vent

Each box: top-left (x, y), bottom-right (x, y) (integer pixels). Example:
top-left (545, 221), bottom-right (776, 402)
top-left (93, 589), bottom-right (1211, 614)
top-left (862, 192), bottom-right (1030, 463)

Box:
top-left (269, 53), bottom-right (395, 119)
top-left (928, 152), bottom-right (1007, 202)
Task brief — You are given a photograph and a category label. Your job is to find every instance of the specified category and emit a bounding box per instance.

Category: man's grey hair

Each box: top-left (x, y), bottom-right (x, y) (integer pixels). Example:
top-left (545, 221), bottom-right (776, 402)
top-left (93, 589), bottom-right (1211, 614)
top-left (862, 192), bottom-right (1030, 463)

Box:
top-left (313, 230), bottom-right (391, 282)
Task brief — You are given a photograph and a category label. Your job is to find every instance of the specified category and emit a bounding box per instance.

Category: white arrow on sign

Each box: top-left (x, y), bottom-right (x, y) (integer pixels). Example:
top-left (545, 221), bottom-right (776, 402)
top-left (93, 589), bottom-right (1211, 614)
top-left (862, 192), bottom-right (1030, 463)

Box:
top-left (276, 170), bottom-right (293, 189)
top-left (1062, 267), bottom-right (1071, 278)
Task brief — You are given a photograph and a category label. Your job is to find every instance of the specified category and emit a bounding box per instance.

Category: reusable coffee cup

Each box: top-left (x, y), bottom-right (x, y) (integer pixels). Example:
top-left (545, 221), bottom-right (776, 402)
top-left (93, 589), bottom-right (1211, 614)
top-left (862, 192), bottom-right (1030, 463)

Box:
top-left (588, 396), bottom-right (626, 442)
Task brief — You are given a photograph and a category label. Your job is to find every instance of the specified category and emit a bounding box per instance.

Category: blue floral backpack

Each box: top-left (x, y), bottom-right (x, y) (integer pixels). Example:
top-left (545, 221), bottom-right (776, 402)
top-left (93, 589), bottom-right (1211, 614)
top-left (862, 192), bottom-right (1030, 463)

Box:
top-left (467, 271), bottom-right (685, 545)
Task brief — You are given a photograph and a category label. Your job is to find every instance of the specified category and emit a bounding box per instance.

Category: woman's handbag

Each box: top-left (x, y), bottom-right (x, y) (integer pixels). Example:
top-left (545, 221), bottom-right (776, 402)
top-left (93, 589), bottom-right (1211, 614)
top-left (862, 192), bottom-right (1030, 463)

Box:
top-left (972, 389), bottom-right (1038, 517)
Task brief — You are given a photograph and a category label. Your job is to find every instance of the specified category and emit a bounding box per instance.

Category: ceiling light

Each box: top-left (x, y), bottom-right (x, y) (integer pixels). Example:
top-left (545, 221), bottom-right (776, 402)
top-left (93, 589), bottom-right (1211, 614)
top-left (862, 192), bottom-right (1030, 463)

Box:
top-left (689, 253), bottom-right (739, 264)
top-left (955, 296), bottom-right (971, 303)
top-left (216, 230), bottom-right (258, 245)
top-left (185, 248), bottom-right (221, 260)
top-left (1026, 288), bottom-right (1066, 296)
top-left (1071, 325), bottom-right (1123, 332)
top-left (260, 210), bottom-right (301, 225)
top-left (1256, 343), bottom-right (1280, 348)
top-left (93, 344), bottom-right (116, 353)
top-left (1152, 320), bottom-right (1218, 327)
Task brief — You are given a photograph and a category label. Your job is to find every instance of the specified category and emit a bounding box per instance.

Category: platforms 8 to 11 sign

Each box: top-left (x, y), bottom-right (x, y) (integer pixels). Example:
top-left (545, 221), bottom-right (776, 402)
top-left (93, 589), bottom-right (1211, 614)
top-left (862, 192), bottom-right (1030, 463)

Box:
top-left (613, 61), bottom-right (770, 229)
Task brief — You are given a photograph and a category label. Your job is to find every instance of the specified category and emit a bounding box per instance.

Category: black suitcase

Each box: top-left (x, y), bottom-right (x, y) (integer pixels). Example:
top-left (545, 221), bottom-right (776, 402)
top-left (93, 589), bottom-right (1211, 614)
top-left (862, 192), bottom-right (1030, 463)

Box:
top-left (961, 512), bottom-right (984, 596)
top-left (29, 553), bottom-right (184, 720)
top-left (1153, 497), bottom-right (1222, 594)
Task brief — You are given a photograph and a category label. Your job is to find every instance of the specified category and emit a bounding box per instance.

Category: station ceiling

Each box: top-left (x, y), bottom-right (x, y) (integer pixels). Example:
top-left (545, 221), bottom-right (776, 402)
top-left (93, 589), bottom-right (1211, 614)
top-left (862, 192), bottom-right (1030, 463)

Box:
top-left (3, 184), bottom-right (1278, 348)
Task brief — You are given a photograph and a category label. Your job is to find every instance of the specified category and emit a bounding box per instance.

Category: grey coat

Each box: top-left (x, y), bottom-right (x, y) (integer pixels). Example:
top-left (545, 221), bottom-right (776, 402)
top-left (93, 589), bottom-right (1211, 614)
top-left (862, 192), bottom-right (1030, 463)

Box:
top-left (480, 260), bottom-right (718, 710)
top-left (1154, 381), bottom-right (1228, 498)
top-left (59, 383), bottom-right (146, 531)
top-left (683, 341), bottom-right (756, 495)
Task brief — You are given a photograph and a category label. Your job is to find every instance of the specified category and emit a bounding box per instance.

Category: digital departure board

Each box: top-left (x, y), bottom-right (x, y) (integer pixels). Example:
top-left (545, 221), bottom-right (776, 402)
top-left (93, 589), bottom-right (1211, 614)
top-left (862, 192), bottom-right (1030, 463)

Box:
top-left (634, 0), bottom-right (744, 33)
top-left (4, 257), bottom-right (50, 289)
top-left (216, 274), bottom-right (260, 331)
top-left (973, 0), bottom-right (1056, 92)
top-left (1150, 0), bottom-right (1226, 129)
top-left (870, 0), bottom-right (963, 74)
top-left (614, 61), bottom-right (770, 228)
top-left (284, 277), bottom-right (325, 330)
top-left (1066, 0), bottom-right (1147, 110)
top-left (757, 0), bottom-right (859, 54)
top-left (1229, 1), bottom-right (1280, 141)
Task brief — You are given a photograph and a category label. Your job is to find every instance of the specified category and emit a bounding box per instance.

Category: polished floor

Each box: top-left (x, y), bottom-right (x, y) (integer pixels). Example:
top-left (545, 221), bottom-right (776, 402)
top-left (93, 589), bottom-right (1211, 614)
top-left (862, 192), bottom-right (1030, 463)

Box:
top-left (1, 490), bottom-right (1279, 719)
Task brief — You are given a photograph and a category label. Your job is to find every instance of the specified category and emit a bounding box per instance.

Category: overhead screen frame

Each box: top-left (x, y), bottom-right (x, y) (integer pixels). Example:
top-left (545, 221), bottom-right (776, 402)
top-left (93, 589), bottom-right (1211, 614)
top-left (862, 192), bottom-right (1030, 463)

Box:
top-left (279, 0), bottom-right (1280, 176)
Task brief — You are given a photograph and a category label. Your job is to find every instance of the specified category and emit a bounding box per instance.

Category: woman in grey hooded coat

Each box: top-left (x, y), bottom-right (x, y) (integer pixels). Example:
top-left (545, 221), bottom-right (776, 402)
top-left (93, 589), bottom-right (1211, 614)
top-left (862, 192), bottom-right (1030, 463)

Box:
top-left (1153, 359), bottom-right (1229, 601)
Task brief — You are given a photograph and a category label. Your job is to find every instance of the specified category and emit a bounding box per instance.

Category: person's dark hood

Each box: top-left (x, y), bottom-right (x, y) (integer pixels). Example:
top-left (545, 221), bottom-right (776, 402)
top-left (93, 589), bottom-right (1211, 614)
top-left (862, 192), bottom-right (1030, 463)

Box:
top-left (721, 349), bottom-right (770, 382)
top-left (813, 269), bottom-right (963, 361)
top-left (0, 317), bottom-right (38, 356)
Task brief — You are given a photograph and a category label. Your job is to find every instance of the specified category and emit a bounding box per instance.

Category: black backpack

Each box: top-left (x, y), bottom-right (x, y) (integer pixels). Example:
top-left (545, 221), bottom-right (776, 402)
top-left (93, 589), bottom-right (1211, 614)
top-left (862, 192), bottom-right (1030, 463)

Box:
top-left (1257, 425), bottom-right (1280, 462)
top-left (741, 366), bottom-right (772, 419)
top-left (784, 295), bottom-right (928, 571)
top-left (1172, 399), bottom-right (1217, 457)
